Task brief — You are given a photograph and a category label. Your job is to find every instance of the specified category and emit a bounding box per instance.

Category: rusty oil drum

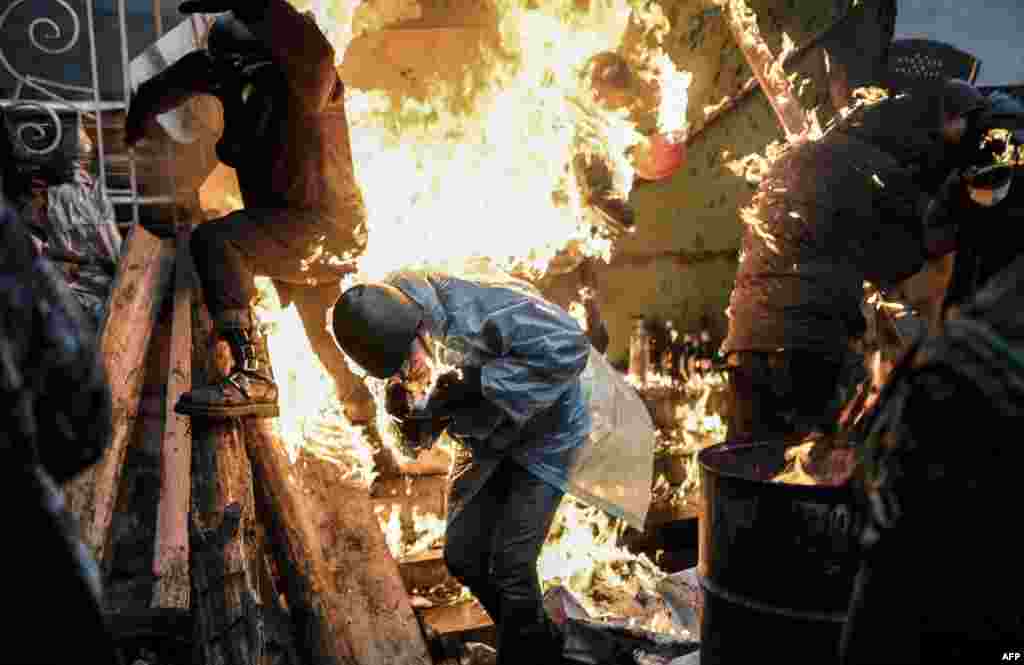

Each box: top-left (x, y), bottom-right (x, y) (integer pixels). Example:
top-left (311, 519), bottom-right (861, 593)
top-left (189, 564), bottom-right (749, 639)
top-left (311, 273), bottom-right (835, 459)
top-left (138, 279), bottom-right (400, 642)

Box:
top-left (697, 441), bottom-right (862, 663)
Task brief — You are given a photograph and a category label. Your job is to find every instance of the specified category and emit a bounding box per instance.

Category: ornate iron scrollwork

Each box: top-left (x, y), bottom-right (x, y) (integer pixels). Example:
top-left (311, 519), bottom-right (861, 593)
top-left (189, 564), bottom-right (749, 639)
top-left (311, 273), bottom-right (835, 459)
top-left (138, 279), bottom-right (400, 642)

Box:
top-left (0, 0), bottom-right (88, 156)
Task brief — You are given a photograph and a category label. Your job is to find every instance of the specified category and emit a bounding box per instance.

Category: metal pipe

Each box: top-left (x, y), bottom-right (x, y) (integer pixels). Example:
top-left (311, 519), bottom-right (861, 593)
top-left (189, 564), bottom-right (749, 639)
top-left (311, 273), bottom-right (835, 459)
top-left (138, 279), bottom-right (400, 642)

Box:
top-left (84, 0), bottom-right (107, 196)
top-left (117, 0), bottom-right (140, 228)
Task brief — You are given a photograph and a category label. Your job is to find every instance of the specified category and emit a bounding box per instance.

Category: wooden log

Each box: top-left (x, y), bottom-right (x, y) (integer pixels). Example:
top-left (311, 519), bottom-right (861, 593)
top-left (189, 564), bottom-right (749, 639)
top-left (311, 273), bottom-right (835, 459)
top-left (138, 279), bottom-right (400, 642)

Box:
top-left (71, 224), bottom-right (175, 569)
top-left (302, 453), bottom-right (434, 665)
top-left (190, 298), bottom-right (273, 665)
top-left (243, 419), bottom-right (433, 665)
top-left (151, 221), bottom-right (196, 610)
top-left (715, 0), bottom-right (811, 140)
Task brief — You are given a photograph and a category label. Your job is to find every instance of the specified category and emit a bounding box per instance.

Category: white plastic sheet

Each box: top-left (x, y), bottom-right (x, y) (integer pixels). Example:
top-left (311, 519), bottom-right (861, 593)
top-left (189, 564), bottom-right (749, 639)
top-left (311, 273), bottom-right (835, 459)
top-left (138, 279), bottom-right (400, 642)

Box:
top-left (567, 346), bottom-right (656, 532)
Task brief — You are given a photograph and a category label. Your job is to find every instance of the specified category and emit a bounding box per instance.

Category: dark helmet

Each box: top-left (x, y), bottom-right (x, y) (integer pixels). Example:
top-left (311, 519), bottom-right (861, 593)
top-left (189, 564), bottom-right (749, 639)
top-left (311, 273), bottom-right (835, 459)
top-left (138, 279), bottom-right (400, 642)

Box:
top-left (207, 14), bottom-right (270, 59)
top-left (332, 283), bottom-right (423, 379)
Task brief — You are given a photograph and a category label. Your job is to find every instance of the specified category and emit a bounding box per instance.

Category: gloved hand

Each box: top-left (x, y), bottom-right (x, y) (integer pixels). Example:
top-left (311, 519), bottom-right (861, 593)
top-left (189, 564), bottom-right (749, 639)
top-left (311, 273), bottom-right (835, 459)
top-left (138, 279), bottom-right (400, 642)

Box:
top-left (394, 412), bottom-right (451, 453)
top-left (424, 367), bottom-right (484, 417)
top-left (385, 379), bottom-right (413, 419)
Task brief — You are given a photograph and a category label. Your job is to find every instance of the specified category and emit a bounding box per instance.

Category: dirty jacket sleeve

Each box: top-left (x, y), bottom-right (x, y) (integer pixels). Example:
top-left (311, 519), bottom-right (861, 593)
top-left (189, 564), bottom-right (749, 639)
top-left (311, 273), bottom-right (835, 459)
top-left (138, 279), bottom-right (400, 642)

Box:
top-left (127, 50), bottom-right (218, 137)
top-left (246, 0), bottom-right (338, 111)
top-left (478, 298), bottom-right (591, 428)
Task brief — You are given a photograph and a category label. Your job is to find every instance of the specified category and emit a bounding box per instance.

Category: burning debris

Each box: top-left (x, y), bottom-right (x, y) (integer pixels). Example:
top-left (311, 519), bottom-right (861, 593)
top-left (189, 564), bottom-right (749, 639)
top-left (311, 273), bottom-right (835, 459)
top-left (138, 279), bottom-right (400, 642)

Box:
top-left (538, 499), bottom-right (688, 640)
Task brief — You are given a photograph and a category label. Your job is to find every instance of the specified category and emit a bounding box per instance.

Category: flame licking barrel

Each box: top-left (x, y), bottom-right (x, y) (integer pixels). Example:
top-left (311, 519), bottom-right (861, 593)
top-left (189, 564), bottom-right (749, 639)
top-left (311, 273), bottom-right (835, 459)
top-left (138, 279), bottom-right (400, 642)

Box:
top-left (697, 441), bottom-right (862, 663)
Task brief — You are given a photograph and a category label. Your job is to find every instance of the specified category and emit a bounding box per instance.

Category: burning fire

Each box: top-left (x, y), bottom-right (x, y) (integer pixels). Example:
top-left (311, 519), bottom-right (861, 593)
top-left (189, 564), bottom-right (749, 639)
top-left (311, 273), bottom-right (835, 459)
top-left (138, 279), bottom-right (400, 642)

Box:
top-left (772, 438), bottom-right (857, 487)
top-left (243, 0), bottom-right (692, 468)
top-left (337, 0), bottom-right (691, 280)
top-left (253, 277), bottom-right (379, 484)
top-left (196, 2), bottom-right (701, 636)
top-left (538, 498), bottom-right (688, 638)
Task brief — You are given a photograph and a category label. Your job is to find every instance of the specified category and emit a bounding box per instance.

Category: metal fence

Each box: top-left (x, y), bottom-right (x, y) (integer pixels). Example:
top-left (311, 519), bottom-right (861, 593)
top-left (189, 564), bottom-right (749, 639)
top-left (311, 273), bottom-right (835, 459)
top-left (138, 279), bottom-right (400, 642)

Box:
top-left (0, 0), bottom-right (197, 226)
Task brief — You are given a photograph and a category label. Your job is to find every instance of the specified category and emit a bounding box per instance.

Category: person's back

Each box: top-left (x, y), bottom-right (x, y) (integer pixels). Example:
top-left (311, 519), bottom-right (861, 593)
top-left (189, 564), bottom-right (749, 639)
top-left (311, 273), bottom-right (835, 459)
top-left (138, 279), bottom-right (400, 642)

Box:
top-left (226, 1), bottom-right (364, 226)
top-left (725, 94), bottom-right (945, 356)
top-left (720, 90), bottom-right (970, 441)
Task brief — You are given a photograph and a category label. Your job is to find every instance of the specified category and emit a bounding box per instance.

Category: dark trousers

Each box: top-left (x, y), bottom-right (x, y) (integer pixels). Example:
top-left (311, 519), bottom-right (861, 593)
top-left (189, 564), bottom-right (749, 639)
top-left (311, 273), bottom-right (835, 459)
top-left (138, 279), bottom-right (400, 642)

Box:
top-left (190, 207), bottom-right (363, 318)
top-left (190, 207), bottom-right (367, 398)
top-left (725, 350), bottom-right (849, 442)
top-left (444, 459), bottom-right (565, 665)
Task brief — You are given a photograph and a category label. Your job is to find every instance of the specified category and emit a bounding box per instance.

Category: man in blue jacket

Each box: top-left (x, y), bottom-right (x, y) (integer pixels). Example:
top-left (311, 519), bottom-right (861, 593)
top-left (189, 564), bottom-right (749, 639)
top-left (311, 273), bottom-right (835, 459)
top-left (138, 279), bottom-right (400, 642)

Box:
top-left (333, 268), bottom-right (591, 665)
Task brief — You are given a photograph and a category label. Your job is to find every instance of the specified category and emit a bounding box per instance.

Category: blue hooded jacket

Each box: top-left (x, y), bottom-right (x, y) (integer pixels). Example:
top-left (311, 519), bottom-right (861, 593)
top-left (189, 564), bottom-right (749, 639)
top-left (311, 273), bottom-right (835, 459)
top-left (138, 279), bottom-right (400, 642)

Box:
top-left (386, 269), bottom-right (592, 492)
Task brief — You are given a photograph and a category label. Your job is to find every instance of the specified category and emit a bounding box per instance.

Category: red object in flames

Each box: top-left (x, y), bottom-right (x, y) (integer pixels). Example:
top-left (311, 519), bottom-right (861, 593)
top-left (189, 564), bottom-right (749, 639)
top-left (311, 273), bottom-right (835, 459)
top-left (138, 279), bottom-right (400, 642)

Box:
top-left (633, 133), bottom-right (686, 181)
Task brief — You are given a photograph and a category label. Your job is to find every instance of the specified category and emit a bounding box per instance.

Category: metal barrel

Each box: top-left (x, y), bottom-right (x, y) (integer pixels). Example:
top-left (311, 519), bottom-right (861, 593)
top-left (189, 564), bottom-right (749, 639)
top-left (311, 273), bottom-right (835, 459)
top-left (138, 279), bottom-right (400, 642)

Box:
top-left (697, 441), bottom-right (862, 664)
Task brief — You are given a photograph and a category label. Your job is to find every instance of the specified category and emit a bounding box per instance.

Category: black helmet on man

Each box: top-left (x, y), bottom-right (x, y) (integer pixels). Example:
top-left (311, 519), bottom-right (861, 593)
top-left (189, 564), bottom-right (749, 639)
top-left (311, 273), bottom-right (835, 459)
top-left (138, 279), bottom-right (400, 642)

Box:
top-left (332, 284), bottom-right (423, 379)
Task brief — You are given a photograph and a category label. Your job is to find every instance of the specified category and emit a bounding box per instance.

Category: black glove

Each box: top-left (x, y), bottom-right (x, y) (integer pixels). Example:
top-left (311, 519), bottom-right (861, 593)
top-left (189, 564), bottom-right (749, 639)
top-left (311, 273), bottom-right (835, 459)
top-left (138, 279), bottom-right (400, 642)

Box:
top-left (394, 412), bottom-right (451, 452)
top-left (385, 379), bottom-right (413, 419)
top-left (180, 0), bottom-right (268, 23)
top-left (425, 367), bottom-right (484, 417)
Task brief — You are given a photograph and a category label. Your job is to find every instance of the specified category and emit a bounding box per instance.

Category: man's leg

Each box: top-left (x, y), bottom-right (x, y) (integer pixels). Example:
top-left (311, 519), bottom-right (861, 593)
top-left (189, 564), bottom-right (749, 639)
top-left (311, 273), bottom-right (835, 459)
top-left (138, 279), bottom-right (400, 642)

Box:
top-left (725, 352), bottom-right (789, 442)
top-left (181, 208), bottom-right (354, 418)
top-left (489, 460), bottom-right (565, 665)
top-left (443, 466), bottom-right (504, 624)
top-left (290, 283), bottom-right (375, 425)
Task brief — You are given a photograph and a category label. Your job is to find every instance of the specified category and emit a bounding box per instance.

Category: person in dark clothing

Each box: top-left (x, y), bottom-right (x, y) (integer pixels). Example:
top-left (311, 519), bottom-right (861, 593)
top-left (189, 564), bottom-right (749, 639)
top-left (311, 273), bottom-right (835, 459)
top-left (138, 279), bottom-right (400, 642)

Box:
top-left (1, 199), bottom-right (121, 665)
top-left (842, 250), bottom-right (1024, 663)
top-left (722, 79), bottom-right (989, 442)
top-left (125, 0), bottom-right (375, 422)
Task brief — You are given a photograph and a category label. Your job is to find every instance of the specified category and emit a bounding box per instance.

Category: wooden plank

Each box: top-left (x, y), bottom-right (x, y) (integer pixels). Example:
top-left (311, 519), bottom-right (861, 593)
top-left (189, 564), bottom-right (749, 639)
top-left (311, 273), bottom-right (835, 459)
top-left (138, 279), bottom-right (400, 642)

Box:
top-left (151, 221), bottom-right (195, 610)
top-left (716, 0), bottom-right (811, 140)
top-left (303, 454), bottom-right (433, 665)
top-left (190, 300), bottom-right (272, 665)
top-left (75, 224), bottom-right (175, 569)
top-left (243, 424), bottom-right (433, 665)
top-left (417, 600), bottom-right (492, 636)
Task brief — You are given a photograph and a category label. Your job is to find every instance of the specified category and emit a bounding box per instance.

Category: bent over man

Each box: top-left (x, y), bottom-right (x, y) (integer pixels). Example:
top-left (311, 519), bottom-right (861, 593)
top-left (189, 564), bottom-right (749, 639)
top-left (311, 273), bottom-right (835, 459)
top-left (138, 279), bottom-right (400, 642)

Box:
top-left (722, 79), bottom-right (990, 442)
top-left (332, 269), bottom-right (592, 665)
top-left (126, 0), bottom-right (374, 422)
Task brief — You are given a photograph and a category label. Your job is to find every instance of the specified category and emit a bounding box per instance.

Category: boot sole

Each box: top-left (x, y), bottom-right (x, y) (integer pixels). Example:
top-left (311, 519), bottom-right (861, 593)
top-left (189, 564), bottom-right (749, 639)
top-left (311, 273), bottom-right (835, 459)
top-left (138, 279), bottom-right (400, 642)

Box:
top-left (174, 401), bottom-right (280, 419)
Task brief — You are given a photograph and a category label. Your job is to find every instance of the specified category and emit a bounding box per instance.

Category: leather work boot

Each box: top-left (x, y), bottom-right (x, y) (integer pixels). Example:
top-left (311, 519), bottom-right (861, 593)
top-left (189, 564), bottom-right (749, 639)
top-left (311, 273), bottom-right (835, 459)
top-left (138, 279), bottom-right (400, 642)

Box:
top-left (176, 317), bottom-right (279, 419)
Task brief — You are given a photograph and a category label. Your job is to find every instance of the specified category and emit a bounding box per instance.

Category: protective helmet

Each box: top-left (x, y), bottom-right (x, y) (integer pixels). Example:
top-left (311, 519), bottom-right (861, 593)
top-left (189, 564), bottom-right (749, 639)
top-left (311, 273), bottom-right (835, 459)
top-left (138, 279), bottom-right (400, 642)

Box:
top-left (332, 284), bottom-right (423, 379)
top-left (207, 13), bottom-right (270, 59)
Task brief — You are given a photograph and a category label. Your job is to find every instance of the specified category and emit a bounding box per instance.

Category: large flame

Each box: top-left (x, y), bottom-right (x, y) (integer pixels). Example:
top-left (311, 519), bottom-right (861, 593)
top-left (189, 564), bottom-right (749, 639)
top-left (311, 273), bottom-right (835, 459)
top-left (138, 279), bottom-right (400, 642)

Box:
top-left (337, 0), bottom-right (690, 280)
top-left (247, 0), bottom-right (691, 468)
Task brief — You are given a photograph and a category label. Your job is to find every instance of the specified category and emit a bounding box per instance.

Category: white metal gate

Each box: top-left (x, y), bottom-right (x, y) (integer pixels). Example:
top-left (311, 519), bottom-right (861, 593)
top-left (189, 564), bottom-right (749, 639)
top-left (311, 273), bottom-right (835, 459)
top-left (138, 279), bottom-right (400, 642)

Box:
top-left (0, 0), bottom-right (197, 226)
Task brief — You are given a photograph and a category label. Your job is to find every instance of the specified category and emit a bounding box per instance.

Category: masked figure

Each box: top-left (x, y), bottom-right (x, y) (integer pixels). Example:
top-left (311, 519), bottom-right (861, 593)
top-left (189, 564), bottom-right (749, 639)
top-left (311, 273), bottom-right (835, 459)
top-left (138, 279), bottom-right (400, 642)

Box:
top-left (842, 249), bottom-right (1024, 662)
top-left (125, 0), bottom-right (374, 422)
top-left (721, 79), bottom-right (990, 442)
top-left (332, 264), bottom-right (656, 665)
